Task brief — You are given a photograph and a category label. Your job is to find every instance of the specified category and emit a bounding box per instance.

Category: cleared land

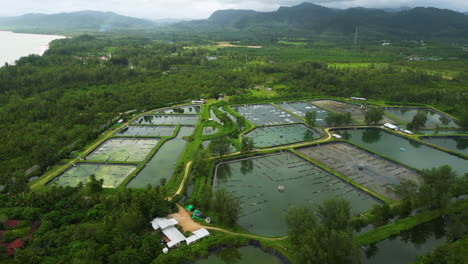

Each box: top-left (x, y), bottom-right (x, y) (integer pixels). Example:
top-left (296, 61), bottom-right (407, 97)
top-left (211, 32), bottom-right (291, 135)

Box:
top-left (298, 142), bottom-right (421, 200)
top-left (311, 100), bottom-right (396, 124)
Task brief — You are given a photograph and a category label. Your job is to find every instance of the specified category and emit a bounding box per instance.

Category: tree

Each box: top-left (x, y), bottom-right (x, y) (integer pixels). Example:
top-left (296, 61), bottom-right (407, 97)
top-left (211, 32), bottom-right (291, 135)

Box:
top-left (408, 111), bottom-right (428, 130)
top-left (305, 111), bottom-right (317, 127)
top-left (371, 203), bottom-right (391, 227)
top-left (285, 199), bottom-right (360, 264)
top-left (210, 136), bottom-right (231, 157)
top-left (325, 112), bottom-right (353, 126)
top-left (211, 188), bottom-right (240, 226)
top-left (456, 107), bottom-right (468, 129)
top-left (86, 174), bottom-right (103, 194)
top-left (241, 137), bottom-right (254, 153)
top-left (418, 165), bottom-right (458, 210)
top-left (365, 107), bottom-right (384, 125)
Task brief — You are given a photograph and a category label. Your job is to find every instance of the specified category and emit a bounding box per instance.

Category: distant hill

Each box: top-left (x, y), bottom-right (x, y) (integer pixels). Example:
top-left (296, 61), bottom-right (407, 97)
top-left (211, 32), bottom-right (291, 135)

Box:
top-left (0, 10), bottom-right (154, 32)
top-left (176, 3), bottom-right (468, 41)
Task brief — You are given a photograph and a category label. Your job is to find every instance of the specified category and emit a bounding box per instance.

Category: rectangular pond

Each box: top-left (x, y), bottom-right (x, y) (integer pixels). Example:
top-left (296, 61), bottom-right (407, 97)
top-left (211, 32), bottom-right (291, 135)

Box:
top-left (334, 128), bottom-right (468, 176)
top-left (86, 138), bottom-right (159, 162)
top-left (194, 246), bottom-right (284, 264)
top-left (51, 163), bottom-right (137, 188)
top-left (421, 136), bottom-right (468, 156)
top-left (127, 126), bottom-right (195, 188)
top-left (132, 114), bottom-right (198, 125)
top-left (312, 100), bottom-right (395, 124)
top-left (245, 124), bottom-right (320, 148)
top-left (231, 104), bottom-right (302, 126)
top-left (362, 218), bottom-right (447, 264)
top-left (154, 105), bottom-right (201, 114)
top-left (384, 107), bottom-right (458, 128)
top-left (276, 101), bottom-right (330, 126)
top-left (115, 125), bottom-right (176, 137)
top-left (416, 130), bottom-right (468, 135)
top-left (298, 142), bottom-right (421, 200)
top-left (214, 152), bottom-right (379, 236)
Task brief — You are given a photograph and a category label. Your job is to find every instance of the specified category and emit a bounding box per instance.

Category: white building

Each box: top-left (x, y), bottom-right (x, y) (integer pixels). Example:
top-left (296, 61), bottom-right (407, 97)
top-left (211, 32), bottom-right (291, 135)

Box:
top-left (151, 218), bottom-right (211, 250)
top-left (384, 123), bottom-right (399, 131)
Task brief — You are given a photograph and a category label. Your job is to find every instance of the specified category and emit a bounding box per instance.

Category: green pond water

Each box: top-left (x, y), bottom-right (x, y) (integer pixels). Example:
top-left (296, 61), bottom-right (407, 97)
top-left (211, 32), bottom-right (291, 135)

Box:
top-left (133, 114), bottom-right (198, 125)
top-left (214, 153), bottom-right (379, 236)
top-left (276, 101), bottom-right (330, 126)
top-left (155, 105), bottom-right (201, 114)
top-left (127, 126), bottom-right (195, 188)
top-left (246, 124), bottom-right (320, 147)
top-left (422, 136), bottom-right (468, 156)
top-left (362, 218), bottom-right (447, 264)
top-left (201, 140), bottom-right (236, 154)
top-left (416, 129), bottom-right (468, 135)
top-left (384, 108), bottom-right (458, 128)
top-left (87, 138), bottom-right (159, 162)
top-left (232, 104), bottom-right (302, 126)
top-left (335, 128), bottom-right (468, 176)
top-left (219, 107), bottom-right (238, 125)
top-left (202, 126), bottom-right (219, 135)
top-left (210, 109), bottom-right (222, 124)
top-left (115, 125), bottom-right (176, 137)
top-left (52, 163), bottom-right (136, 188)
top-left (193, 246), bottom-right (284, 264)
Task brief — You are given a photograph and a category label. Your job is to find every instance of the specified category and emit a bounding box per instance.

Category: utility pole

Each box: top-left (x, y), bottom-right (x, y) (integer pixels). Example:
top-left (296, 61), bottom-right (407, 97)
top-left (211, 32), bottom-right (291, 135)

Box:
top-left (354, 26), bottom-right (358, 45)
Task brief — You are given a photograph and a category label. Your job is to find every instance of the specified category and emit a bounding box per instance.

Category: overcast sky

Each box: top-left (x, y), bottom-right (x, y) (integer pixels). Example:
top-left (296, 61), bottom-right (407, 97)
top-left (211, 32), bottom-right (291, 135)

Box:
top-left (0, 0), bottom-right (466, 19)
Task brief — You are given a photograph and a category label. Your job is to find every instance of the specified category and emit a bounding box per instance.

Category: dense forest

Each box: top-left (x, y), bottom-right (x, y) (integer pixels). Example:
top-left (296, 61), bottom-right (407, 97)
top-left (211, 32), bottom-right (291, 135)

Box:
top-left (0, 22), bottom-right (467, 262)
top-left (1, 34), bottom-right (468, 193)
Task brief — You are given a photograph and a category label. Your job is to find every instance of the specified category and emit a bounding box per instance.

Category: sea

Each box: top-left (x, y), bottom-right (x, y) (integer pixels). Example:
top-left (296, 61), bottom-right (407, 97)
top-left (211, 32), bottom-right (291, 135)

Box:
top-left (0, 30), bottom-right (66, 66)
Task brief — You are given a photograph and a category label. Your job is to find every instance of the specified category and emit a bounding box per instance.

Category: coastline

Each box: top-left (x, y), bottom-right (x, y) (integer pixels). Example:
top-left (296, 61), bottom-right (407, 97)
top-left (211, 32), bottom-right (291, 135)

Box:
top-left (0, 30), bottom-right (67, 66)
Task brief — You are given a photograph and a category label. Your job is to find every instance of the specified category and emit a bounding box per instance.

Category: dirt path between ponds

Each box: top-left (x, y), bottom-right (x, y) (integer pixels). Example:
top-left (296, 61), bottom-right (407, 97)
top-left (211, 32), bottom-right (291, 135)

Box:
top-left (168, 204), bottom-right (288, 241)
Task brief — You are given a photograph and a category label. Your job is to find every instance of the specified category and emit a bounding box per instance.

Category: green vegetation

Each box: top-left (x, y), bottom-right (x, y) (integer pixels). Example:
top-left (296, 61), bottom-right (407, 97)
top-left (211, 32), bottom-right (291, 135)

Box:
top-left (365, 107), bottom-right (385, 125)
top-left (1, 8), bottom-right (468, 262)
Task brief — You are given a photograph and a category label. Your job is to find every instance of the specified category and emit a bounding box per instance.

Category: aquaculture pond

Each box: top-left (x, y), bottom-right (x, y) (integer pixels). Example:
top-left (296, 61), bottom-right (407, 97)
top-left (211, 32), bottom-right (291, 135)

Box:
top-left (155, 105), bottom-right (201, 114)
top-left (276, 101), bottom-right (330, 126)
top-left (298, 142), bottom-right (421, 200)
top-left (127, 126), bottom-right (195, 188)
top-left (415, 130), bottom-right (468, 135)
top-left (132, 114), bottom-right (198, 125)
top-left (210, 109), bottom-right (222, 124)
top-left (311, 100), bottom-right (395, 124)
top-left (201, 140), bottom-right (237, 154)
top-left (87, 138), bottom-right (159, 162)
top-left (421, 136), bottom-right (468, 156)
top-left (384, 107), bottom-right (458, 128)
top-left (115, 125), bottom-right (176, 137)
top-left (202, 126), bottom-right (219, 135)
top-left (193, 246), bottom-right (284, 264)
top-left (334, 128), bottom-right (468, 176)
top-left (214, 152), bottom-right (379, 236)
top-left (51, 163), bottom-right (136, 188)
top-left (231, 104), bottom-right (302, 126)
top-left (245, 124), bottom-right (320, 148)
top-left (219, 107), bottom-right (238, 125)
top-left (362, 218), bottom-right (447, 264)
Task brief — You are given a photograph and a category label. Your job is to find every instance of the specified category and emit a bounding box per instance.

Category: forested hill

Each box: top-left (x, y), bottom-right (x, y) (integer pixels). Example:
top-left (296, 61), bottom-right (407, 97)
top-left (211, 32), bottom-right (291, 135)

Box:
top-left (175, 3), bottom-right (468, 41)
top-left (0, 10), bottom-right (154, 32)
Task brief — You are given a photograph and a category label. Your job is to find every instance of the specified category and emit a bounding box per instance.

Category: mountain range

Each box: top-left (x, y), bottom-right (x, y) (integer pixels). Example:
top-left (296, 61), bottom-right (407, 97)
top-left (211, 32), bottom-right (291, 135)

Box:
top-left (1, 3), bottom-right (468, 41)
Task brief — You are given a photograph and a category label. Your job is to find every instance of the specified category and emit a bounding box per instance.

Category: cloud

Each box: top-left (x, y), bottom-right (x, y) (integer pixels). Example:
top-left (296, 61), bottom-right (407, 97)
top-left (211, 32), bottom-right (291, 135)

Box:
top-left (0, 0), bottom-right (466, 19)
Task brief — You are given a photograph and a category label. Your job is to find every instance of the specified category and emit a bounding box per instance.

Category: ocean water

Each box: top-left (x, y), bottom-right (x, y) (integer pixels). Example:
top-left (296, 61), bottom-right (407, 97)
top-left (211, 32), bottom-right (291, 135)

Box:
top-left (0, 31), bottom-right (65, 66)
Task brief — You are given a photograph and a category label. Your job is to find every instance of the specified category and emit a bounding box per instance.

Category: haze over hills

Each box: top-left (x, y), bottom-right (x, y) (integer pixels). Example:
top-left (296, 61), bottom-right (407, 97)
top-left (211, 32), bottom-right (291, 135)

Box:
top-left (0, 10), bottom-right (154, 32)
top-left (1, 3), bottom-right (468, 41)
